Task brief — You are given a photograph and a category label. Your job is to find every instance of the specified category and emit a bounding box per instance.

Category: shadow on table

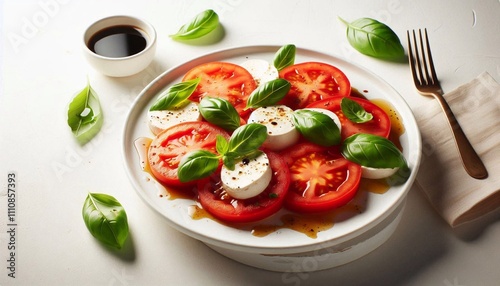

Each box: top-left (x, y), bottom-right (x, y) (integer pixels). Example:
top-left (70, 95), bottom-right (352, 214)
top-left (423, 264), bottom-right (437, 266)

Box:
top-left (98, 230), bottom-right (136, 262)
top-left (452, 207), bottom-right (500, 242)
top-left (299, 188), bottom-right (450, 286)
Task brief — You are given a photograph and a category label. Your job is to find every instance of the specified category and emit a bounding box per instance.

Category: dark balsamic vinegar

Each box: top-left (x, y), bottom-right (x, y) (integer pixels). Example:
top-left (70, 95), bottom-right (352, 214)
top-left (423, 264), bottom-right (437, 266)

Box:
top-left (88, 25), bottom-right (147, 58)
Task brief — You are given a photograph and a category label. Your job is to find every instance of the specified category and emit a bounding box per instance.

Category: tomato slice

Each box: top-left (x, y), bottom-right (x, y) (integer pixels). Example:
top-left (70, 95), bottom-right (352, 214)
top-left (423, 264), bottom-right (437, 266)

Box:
top-left (281, 143), bottom-right (361, 213)
top-left (307, 96), bottom-right (391, 139)
top-left (197, 152), bottom-right (290, 223)
top-left (148, 122), bottom-right (230, 187)
top-left (278, 62), bottom-right (351, 110)
top-left (182, 61), bottom-right (257, 118)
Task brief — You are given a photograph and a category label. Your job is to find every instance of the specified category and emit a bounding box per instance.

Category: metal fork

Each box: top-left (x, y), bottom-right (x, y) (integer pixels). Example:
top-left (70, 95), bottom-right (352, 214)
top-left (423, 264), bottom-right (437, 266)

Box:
top-left (407, 29), bottom-right (488, 179)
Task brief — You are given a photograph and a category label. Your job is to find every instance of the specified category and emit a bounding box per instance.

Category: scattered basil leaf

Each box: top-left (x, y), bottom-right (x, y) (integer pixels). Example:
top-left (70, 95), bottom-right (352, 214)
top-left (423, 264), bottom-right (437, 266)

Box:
top-left (341, 97), bottom-right (373, 123)
top-left (170, 9), bottom-right (219, 40)
top-left (149, 78), bottom-right (200, 111)
top-left (67, 81), bottom-right (103, 145)
top-left (341, 133), bottom-right (406, 168)
top-left (292, 110), bottom-right (341, 146)
top-left (178, 150), bottom-right (220, 182)
top-left (273, 44), bottom-right (296, 71)
top-left (199, 97), bottom-right (241, 131)
top-left (246, 79), bottom-right (291, 110)
top-left (228, 123), bottom-right (268, 156)
top-left (338, 17), bottom-right (404, 59)
top-left (82, 193), bottom-right (129, 249)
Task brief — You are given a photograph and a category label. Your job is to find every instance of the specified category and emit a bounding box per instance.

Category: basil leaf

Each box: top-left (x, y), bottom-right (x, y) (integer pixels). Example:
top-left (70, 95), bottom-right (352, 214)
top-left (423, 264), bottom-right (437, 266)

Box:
top-left (292, 110), bottom-right (341, 146)
top-left (67, 82), bottom-right (103, 145)
top-left (170, 9), bottom-right (219, 40)
top-left (385, 161), bottom-right (411, 186)
top-left (341, 133), bottom-right (406, 168)
top-left (149, 78), bottom-right (200, 111)
top-left (341, 97), bottom-right (373, 123)
top-left (228, 123), bottom-right (267, 156)
top-left (273, 44), bottom-right (296, 71)
top-left (199, 97), bottom-right (240, 131)
top-left (246, 79), bottom-right (291, 109)
top-left (82, 193), bottom-right (129, 249)
top-left (338, 17), bottom-right (404, 59)
top-left (223, 150), bottom-right (263, 171)
top-left (178, 150), bottom-right (220, 182)
top-left (222, 152), bottom-right (237, 171)
top-left (216, 135), bottom-right (229, 155)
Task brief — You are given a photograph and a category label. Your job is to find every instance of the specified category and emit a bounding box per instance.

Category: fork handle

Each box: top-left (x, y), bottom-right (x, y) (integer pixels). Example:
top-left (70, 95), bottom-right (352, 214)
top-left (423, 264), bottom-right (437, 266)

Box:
top-left (432, 92), bottom-right (489, 179)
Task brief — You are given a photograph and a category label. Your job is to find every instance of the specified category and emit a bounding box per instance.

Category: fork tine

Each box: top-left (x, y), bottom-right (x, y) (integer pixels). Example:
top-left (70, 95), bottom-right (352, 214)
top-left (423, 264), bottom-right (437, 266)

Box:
top-left (407, 30), bottom-right (420, 85)
top-left (423, 28), bottom-right (439, 85)
top-left (412, 30), bottom-right (426, 85)
top-left (418, 29), bottom-right (431, 85)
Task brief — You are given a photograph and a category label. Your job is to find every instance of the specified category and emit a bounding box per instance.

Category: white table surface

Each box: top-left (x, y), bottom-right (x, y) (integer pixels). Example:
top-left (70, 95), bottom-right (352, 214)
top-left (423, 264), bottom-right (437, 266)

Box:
top-left (1, 0), bottom-right (499, 285)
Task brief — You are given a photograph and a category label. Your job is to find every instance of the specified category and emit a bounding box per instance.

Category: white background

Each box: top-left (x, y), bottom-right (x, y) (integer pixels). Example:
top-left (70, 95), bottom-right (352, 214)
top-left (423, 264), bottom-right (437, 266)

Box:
top-left (1, 0), bottom-right (499, 285)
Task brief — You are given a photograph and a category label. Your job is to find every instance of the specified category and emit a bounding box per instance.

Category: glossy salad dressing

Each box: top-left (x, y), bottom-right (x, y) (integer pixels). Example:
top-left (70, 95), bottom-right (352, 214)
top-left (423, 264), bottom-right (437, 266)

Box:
top-left (134, 88), bottom-right (405, 238)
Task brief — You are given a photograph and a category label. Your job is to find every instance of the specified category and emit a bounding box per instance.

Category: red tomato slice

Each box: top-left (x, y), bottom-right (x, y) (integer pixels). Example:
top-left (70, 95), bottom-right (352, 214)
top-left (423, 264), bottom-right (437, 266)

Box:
top-left (148, 122), bottom-right (230, 187)
top-left (307, 96), bottom-right (391, 139)
top-left (281, 143), bottom-right (361, 213)
top-left (278, 62), bottom-right (351, 110)
top-left (183, 62), bottom-right (257, 118)
top-left (197, 152), bottom-right (290, 223)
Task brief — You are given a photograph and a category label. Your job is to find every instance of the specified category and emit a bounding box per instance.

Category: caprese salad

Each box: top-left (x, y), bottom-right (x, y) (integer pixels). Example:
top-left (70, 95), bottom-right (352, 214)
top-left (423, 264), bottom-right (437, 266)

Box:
top-left (144, 45), bottom-right (410, 224)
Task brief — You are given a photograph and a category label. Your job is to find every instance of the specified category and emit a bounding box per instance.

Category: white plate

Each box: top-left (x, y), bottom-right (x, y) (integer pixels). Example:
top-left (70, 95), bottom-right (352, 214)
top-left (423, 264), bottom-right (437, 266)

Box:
top-left (122, 45), bottom-right (421, 256)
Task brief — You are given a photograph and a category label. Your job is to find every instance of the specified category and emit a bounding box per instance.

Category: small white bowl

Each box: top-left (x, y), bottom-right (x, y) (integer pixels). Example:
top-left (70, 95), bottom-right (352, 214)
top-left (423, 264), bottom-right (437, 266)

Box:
top-left (83, 15), bottom-right (157, 77)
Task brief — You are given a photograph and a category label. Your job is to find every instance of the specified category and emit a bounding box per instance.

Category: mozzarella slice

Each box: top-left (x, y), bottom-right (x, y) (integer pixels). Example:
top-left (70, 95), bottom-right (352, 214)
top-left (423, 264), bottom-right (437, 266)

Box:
top-left (361, 166), bottom-right (400, 179)
top-left (240, 59), bottom-right (279, 86)
top-left (147, 102), bottom-right (202, 135)
top-left (221, 152), bottom-right (272, 200)
top-left (302, 107), bottom-right (342, 133)
top-left (247, 105), bottom-right (300, 151)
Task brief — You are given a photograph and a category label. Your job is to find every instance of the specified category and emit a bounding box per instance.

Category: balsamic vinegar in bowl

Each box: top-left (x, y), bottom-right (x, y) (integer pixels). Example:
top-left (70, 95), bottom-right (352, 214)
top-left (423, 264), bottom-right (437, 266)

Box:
top-left (88, 25), bottom-right (147, 58)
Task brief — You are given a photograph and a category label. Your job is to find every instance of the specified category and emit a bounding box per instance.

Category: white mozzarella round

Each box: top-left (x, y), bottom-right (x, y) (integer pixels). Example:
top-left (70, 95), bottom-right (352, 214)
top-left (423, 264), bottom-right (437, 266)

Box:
top-left (247, 105), bottom-right (300, 151)
top-left (302, 107), bottom-right (342, 133)
top-left (221, 152), bottom-right (273, 200)
top-left (147, 102), bottom-right (202, 135)
top-left (240, 59), bottom-right (279, 86)
top-left (361, 166), bottom-right (400, 179)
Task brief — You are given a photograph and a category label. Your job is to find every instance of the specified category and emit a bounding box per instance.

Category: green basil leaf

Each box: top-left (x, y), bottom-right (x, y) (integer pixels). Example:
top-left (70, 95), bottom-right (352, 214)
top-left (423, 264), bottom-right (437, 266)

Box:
top-left (292, 110), bottom-right (341, 146)
top-left (273, 44), bottom-right (296, 71)
top-left (385, 161), bottom-right (410, 186)
top-left (222, 151), bottom-right (238, 171)
top-left (338, 17), bottom-right (404, 59)
top-left (246, 79), bottom-right (291, 109)
top-left (82, 193), bottom-right (129, 249)
top-left (341, 97), bottom-right (373, 123)
top-left (223, 150), bottom-right (263, 171)
top-left (149, 78), bottom-right (200, 111)
top-left (228, 123), bottom-right (267, 156)
top-left (170, 9), bottom-right (219, 40)
top-left (341, 133), bottom-right (406, 168)
top-left (199, 97), bottom-right (240, 131)
top-left (67, 82), bottom-right (103, 145)
top-left (178, 150), bottom-right (220, 182)
top-left (216, 135), bottom-right (229, 155)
